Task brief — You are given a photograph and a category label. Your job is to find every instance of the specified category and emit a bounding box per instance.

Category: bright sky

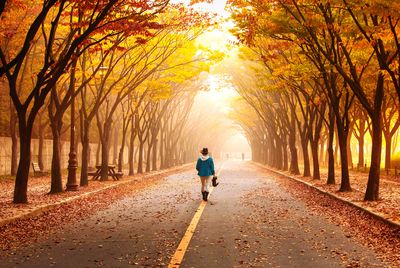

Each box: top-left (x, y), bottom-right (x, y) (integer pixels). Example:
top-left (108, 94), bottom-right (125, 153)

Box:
top-left (171, 0), bottom-right (229, 17)
top-left (170, 1), bottom-right (250, 153)
top-left (174, 0), bottom-right (239, 106)
top-left (171, 0), bottom-right (237, 52)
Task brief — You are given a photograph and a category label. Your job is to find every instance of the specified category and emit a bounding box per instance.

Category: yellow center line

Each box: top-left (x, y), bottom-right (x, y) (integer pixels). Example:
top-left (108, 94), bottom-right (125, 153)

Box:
top-left (168, 163), bottom-right (224, 268)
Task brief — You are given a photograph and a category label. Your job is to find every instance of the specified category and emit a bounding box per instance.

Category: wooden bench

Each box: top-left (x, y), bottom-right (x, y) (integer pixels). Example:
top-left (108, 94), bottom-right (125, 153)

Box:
top-left (31, 162), bottom-right (49, 177)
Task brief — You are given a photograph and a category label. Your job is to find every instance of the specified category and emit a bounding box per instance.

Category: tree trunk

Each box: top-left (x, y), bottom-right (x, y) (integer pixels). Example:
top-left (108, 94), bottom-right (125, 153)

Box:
top-left (300, 137), bottom-right (311, 177)
top-left (137, 140), bottom-right (144, 173)
top-left (311, 141), bottom-right (320, 180)
top-left (164, 136), bottom-right (170, 168)
top-left (337, 124), bottom-right (351, 192)
top-left (10, 108), bottom-right (18, 176)
top-left (118, 125), bottom-right (128, 173)
top-left (145, 141), bottom-right (152, 172)
top-left (129, 127), bottom-right (135, 176)
top-left (50, 120), bottom-right (63, 194)
top-left (288, 112), bottom-right (300, 175)
top-left (346, 122), bottom-right (354, 169)
top-left (100, 121), bottom-right (112, 181)
top-left (13, 121), bottom-right (33, 203)
top-left (334, 133), bottom-right (339, 166)
top-left (358, 119), bottom-right (365, 168)
top-left (365, 114), bottom-right (383, 201)
top-left (152, 138), bottom-right (158, 171)
top-left (96, 137), bottom-right (101, 166)
top-left (275, 137), bottom-right (283, 169)
top-left (384, 133), bottom-right (392, 170)
top-left (263, 140), bottom-right (269, 165)
top-left (282, 137), bottom-right (288, 171)
top-left (80, 120), bottom-right (90, 187)
top-left (172, 144), bottom-right (178, 166)
top-left (266, 138), bottom-right (273, 166)
top-left (118, 144), bottom-right (125, 173)
top-left (288, 138), bottom-right (300, 175)
top-left (327, 110), bottom-right (335, 184)
top-left (113, 127), bottom-right (118, 165)
top-left (38, 122), bottom-right (45, 171)
top-left (100, 140), bottom-right (109, 181)
top-left (318, 139), bottom-right (324, 167)
top-left (160, 132), bottom-right (165, 169)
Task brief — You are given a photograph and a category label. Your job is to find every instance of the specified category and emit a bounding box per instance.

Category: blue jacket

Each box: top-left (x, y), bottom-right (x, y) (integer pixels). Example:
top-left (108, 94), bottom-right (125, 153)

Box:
top-left (196, 156), bottom-right (215, 176)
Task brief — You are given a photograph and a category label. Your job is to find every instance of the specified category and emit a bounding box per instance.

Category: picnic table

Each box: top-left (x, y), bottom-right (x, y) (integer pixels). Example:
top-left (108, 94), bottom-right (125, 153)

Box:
top-left (90, 165), bottom-right (122, 181)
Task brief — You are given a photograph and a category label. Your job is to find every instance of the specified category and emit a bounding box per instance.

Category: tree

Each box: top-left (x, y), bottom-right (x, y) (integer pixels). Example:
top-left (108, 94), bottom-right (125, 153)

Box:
top-left (229, 0), bottom-right (388, 200)
top-left (382, 90), bottom-right (400, 170)
top-left (0, 0), bottom-right (171, 203)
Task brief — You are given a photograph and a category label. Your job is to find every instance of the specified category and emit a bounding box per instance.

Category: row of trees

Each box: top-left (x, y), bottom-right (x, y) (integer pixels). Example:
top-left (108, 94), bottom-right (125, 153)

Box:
top-left (0, 0), bottom-right (218, 203)
top-left (228, 0), bottom-right (400, 201)
top-left (182, 87), bottom-right (240, 160)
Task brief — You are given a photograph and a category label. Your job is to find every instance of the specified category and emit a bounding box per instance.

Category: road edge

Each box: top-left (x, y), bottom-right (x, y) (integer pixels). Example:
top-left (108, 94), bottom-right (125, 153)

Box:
top-left (0, 164), bottom-right (192, 228)
top-left (252, 161), bottom-right (400, 229)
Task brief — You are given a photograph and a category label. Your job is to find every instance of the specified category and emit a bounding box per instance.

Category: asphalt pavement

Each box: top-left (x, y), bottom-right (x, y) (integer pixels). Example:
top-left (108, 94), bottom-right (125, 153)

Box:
top-left (0, 160), bottom-right (383, 267)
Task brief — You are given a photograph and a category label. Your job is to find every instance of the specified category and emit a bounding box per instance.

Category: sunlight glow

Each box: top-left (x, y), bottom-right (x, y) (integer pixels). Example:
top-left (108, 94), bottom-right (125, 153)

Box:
top-left (198, 74), bottom-right (238, 116)
top-left (171, 0), bottom-right (229, 17)
top-left (221, 133), bottom-right (252, 157)
top-left (172, 0), bottom-right (237, 52)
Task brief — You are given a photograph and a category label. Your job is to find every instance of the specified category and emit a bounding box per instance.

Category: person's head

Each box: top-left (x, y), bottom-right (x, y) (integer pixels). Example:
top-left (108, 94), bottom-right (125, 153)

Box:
top-left (200, 148), bottom-right (209, 155)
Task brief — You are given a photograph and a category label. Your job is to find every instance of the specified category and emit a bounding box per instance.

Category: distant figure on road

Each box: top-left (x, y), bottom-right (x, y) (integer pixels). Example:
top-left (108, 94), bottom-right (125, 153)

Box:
top-left (242, 152), bottom-right (245, 160)
top-left (196, 148), bottom-right (215, 201)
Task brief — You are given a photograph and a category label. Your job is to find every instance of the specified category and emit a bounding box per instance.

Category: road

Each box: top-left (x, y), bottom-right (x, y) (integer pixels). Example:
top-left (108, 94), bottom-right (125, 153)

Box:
top-left (0, 161), bottom-right (383, 267)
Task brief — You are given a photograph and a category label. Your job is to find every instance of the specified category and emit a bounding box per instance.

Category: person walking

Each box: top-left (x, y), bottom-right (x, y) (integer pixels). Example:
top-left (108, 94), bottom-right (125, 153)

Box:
top-left (196, 148), bottom-right (215, 201)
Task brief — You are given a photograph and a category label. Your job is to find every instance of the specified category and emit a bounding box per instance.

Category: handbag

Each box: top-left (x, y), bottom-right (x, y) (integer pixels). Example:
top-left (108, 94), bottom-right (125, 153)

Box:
top-left (212, 176), bottom-right (219, 187)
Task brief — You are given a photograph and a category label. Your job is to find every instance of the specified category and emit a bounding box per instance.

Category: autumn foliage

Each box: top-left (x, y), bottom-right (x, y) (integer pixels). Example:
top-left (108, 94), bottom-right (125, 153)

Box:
top-left (228, 0), bottom-right (400, 201)
top-left (0, 0), bottom-right (218, 203)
